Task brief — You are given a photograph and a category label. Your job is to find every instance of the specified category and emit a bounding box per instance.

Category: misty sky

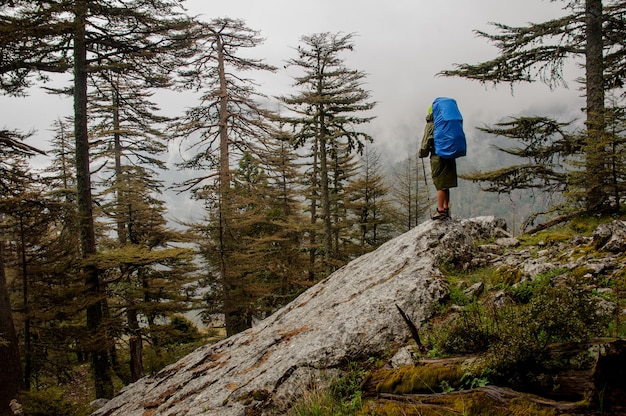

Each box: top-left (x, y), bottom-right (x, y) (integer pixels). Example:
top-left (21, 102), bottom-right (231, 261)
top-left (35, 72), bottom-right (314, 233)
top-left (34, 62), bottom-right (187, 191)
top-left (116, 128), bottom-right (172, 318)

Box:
top-left (0, 0), bottom-right (587, 223)
top-left (2, 1), bottom-right (585, 160)
top-left (180, 0), bottom-right (586, 162)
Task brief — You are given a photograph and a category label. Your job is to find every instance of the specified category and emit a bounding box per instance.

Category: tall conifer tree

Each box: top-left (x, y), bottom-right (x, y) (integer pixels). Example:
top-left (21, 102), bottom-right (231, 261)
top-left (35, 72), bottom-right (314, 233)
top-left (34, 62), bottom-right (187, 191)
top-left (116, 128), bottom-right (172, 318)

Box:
top-left (345, 145), bottom-right (397, 256)
top-left (391, 152), bottom-right (429, 231)
top-left (439, 0), bottom-right (626, 214)
top-left (173, 18), bottom-right (277, 336)
top-left (279, 32), bottom-right (376, 274)
top-left (0, 129), bottom-right (46, 412)
top-left (0, 0), bottom-right (195, 398)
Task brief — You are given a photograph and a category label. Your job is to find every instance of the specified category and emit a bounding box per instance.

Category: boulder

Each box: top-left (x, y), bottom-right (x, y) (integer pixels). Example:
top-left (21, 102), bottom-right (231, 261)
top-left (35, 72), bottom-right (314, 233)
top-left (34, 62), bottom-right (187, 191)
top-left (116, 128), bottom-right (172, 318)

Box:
top-left (593, 220), bottom-right (626, 253)
top-left (460, 216), bottom-right (510, 241)
top-left (495, 237), bottom-right (520, 248)
top-left (463, 281), bottom-right (485, 299)
top-left (93, 217), bottom-right (505, 416)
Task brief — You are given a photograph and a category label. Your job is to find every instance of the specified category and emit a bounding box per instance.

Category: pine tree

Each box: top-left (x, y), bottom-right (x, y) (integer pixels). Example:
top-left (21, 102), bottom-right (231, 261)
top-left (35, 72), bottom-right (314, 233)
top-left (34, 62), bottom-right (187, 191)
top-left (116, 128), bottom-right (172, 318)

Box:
top-left (0, 233), bottom-right (21, 415)
top-left (299, 137), bottom-right (323, 280)
top-left (199, 145), bottom-right (309, 332)
top-left (0, 128), bottom-right (48, 412)
top-left (2, 185), bottom-right (47, 390)
top-left (390, 151), bottom-right (430, 231)
top-left (439, 0), bottom-right (626, 214)
top-left (173, 17), bottom-right (277, 337)
top-left (329, 139), bottom-right (360, 264)
top-left (32, 120), bottom-right (88, 385)
top-left (95, 165), bottom-right (198, 382)
top-left (233, 150), bottom-right (309, 321)
top-left (2, 122), bottom-right (105, 393)
top-left (1, 148), bottom-right (84, 400)
top-left (279, 32), bottom-right (376, 273)
top-left (0, 0), bottom-right (195, 397)
top-left (345, 145), bottom-right (397, 257)
top-left (603, 104), bottom-right (626, 209)
top-left (259, 131), bottom-right (311, 293)
top-left (0, 2), bottom-right (68, 405)
top-left (87, 67), bottom-right (202, 381)
top-left (0, 154), bottom-right (29, 414)
top-left (460, 117), bottom-right (572, 195)
top-left (2, 177), bottom-right (90, 392)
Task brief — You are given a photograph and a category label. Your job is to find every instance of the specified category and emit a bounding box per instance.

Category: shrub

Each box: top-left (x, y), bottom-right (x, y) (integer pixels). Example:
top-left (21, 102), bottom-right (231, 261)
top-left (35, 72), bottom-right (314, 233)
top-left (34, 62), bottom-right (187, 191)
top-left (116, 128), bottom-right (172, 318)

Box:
top-left (159, 315), bottom-right (203, 345)
top-left (284, 362), bottom-right (366, 416)
top-left (431, 278), bottom-right (610, 389)
top-left (448, 285), bottom-right (470, 306)
top-left (507, 273), bottom-right (551, 304)
top-left (491, 265), bottom-right (522, 288)
top-left (489, 281), bottom-right (608, 387)
top-left (20, 387), bottom-right (91, 416)
top-left (434, 303), bottom-right (499, 355)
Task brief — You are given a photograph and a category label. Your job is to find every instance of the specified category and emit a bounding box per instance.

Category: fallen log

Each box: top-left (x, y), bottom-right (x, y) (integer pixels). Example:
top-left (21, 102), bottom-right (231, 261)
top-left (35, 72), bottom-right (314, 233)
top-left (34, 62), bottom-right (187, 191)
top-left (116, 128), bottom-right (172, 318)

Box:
top-left (378, 385), bottom-right (589, 414)
top-left (364, 339), bottom-right (626, 415)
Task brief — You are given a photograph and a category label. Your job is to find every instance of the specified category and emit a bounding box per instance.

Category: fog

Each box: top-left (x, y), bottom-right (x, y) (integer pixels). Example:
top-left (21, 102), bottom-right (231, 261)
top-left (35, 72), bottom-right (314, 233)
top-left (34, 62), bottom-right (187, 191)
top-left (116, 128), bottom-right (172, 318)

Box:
top-left (0, 0), bottom-right (587, 226)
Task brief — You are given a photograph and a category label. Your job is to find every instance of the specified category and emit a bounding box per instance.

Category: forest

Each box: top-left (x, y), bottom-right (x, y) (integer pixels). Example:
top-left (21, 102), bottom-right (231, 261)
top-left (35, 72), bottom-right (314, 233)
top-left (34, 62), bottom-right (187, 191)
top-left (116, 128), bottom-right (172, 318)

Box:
top-left (0, 0), bottom-right (625, 414)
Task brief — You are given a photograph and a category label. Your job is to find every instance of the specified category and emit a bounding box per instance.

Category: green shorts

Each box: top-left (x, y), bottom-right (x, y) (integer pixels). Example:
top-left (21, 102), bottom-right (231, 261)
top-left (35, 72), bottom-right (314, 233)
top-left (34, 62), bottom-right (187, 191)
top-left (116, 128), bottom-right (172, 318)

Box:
top-left (430, 155), bottom-right (458, 190)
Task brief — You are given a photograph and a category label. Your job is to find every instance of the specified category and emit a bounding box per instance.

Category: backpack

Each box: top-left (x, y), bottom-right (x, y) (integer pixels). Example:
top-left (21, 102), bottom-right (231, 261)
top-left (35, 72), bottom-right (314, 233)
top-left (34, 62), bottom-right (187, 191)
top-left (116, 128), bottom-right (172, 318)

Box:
top-left (432, 97), bottom-right (467, 159)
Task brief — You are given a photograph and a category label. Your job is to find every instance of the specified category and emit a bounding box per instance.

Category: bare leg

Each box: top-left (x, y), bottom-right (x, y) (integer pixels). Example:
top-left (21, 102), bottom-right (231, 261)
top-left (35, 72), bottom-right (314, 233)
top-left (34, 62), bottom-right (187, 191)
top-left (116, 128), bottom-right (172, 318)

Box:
top-left (436, 190), bottom-right (444, 212)
top-left (436, 189), bottom-right (450, 216)
top-left (436, 190), bottom-right (446, 212)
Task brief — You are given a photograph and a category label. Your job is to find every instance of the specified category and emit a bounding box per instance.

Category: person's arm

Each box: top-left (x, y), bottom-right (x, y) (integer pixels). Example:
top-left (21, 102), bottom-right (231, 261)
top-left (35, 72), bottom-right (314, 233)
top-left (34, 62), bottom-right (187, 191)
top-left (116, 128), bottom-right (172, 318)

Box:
top-left (419, 121), bottom-right (434, 158)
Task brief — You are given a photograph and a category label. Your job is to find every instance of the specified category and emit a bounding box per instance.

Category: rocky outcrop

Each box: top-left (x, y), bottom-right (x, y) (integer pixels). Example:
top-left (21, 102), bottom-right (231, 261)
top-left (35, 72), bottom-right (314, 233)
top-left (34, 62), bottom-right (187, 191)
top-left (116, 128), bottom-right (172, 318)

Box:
top-left (593, 220), bottom-right (626, 253)
top-left (93, 216), bottom-right (510, 416)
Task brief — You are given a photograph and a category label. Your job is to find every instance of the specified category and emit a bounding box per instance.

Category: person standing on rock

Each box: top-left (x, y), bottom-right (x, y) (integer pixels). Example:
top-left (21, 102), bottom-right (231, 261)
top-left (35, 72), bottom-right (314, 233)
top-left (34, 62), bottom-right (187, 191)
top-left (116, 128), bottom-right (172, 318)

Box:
top-left (419, 104), bottom-right (458, 220)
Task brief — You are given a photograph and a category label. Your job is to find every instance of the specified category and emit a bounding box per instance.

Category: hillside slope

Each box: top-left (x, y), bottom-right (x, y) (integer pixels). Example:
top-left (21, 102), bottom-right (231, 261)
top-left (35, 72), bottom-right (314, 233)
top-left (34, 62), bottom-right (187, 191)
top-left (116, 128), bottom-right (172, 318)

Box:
top-left (92, 216), bottom-right (626, 415)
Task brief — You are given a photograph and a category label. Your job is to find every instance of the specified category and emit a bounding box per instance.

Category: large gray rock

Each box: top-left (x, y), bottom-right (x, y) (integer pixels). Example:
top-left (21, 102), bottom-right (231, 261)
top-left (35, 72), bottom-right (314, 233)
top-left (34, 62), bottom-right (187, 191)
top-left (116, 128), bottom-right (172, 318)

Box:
top-left (593, 220), bottom-right (626, 253)
top-left (93, 217), bottom-right (504, 416)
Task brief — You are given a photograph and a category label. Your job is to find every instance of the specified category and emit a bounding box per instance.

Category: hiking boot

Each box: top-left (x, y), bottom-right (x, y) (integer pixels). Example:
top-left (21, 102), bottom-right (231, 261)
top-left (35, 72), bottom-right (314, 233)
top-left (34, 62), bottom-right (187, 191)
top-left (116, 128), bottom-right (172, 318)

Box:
top-left (432, 209), bottom-right (448, 220)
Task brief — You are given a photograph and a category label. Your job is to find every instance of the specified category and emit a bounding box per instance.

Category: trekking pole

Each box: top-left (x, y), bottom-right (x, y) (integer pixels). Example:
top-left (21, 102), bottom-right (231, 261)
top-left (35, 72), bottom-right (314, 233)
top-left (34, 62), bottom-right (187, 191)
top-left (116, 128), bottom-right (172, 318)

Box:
top-left (421, 156), bottom-right (432, 219)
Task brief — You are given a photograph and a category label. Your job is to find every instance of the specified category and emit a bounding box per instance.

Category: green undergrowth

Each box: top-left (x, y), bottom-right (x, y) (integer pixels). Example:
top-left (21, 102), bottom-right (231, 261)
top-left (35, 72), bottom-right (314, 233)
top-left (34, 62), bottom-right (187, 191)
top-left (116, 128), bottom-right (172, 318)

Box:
top-left (360, 392), bottom-right (562, 416)
top-left (17, 315), bottom-right (215, 414)
top-left (418, 214), bottom-right (622, 406)
top-left (428, 273), bottom-right (610, 381)
top-left (519, 210), bottom-right (624, 246)
top-left (369, 364), bottom-right (468, 395)
top-left (19, 387), bottom-right (92, 416)
top-left (288, 214), bottom-right (626, 415)
top-left (284, 360), bottom-right (371, 416)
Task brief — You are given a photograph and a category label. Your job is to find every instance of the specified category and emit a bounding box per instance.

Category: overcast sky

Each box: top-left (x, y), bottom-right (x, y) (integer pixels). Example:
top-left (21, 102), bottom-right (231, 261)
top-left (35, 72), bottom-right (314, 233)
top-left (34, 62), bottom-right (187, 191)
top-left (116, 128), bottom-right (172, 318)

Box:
top-left (179, 0), bottom-right (585, 162)
top-left (1, 0), bottom-right (586, 222)
top-left (3, 0), bottom-right (584, 159)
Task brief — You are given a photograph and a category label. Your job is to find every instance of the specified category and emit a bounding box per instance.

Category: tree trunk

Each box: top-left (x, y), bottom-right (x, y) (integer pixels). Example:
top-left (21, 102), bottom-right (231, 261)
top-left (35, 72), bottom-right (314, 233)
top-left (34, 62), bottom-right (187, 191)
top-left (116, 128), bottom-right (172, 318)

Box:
top-left (308, 136), bottom-right (319, 280)
top-left (18, 216), bottom-right (31, 390)
top-left (127, 307), bottom-right (144, 382)
top-left (0, 241), bottom-right (23, 416)
top-left (113, 85), bottom-right (127, 246)
top-left (331, 151), bottom-right (340, 257)
top-left (74, 0), bottom-right (113, 399)
top-left (319, 134), bottom-right (333, 273)
top-left (584, 0), bottom-right (606, 212)
top-left (367, 339), bottom-right (626, 415)
top-left (215, 34), bottom-right (242, 337)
